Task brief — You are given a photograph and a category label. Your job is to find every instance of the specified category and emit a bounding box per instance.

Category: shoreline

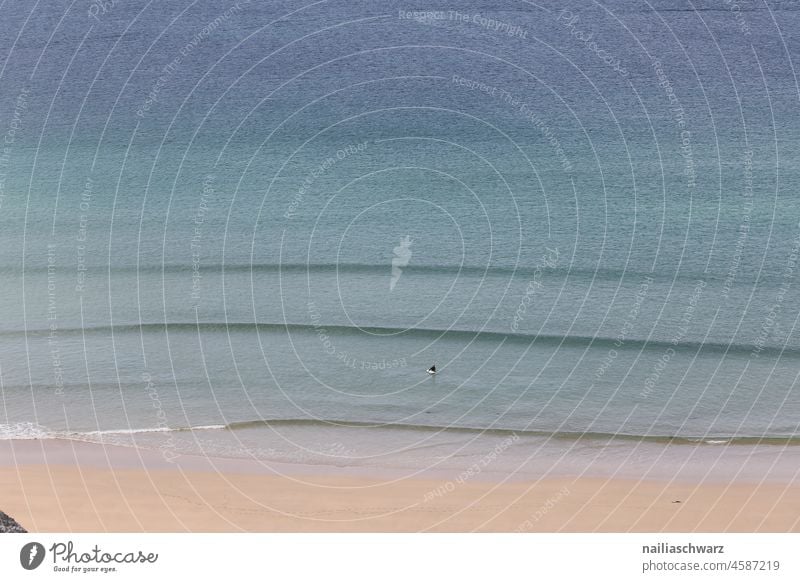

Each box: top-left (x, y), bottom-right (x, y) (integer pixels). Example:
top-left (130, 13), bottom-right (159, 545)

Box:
top-left (1, 439), bottom-right (799, 532)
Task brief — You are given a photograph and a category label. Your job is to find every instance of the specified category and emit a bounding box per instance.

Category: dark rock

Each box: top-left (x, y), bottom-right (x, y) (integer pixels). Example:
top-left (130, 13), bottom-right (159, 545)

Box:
top-left (0, 510), bottom-right (27, 533)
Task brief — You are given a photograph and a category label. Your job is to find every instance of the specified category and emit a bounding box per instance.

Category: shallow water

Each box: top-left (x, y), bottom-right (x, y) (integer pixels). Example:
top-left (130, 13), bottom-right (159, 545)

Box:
top-left (1, 1), bottom-right (799, 476)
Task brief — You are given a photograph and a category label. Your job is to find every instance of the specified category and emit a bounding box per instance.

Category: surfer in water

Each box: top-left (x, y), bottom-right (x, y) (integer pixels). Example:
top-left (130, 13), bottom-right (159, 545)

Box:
top-left (427, 364), bottom-right (436, 375)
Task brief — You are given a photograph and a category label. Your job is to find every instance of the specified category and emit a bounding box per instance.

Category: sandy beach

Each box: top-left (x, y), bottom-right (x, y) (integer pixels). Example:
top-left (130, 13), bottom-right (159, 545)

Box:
top-left (2, 440), bottom-right (799, 533)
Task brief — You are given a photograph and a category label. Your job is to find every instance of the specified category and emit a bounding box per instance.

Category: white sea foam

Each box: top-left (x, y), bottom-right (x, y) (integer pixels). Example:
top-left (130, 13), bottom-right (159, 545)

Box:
top-left (0, 423), bottom-right (226, 441)
top-left (80, 425), bottom-right (225, 436)
top-left (0, 422), bottom-right (55, 440)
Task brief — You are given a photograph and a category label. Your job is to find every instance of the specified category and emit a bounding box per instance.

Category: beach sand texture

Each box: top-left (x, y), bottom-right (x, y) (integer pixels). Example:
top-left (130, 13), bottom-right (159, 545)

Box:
top-left (2, 441), bottom-right (798, 533)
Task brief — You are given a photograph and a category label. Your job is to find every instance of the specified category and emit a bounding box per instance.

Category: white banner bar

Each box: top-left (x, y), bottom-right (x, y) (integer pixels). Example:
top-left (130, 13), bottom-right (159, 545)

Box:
top-left (1, 534), bottom-right (797, 581)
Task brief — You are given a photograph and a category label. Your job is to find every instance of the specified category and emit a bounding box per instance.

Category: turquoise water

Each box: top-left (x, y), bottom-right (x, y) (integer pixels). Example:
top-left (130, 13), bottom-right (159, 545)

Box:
top-left (1, 1), bottom-right (800, 474)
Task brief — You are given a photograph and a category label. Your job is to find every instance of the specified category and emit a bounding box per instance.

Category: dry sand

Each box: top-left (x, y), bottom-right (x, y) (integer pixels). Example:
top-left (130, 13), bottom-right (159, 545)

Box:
top-left (2, 440), bottom-right (799, 532)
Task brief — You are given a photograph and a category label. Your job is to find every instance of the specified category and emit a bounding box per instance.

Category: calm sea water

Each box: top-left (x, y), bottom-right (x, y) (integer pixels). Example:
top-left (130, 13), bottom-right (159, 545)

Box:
top-left (1, 0), bottom-right (800, 476)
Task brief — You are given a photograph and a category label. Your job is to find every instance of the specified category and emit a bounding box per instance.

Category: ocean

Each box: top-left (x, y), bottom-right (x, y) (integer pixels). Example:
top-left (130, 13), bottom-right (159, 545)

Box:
top-left (1, 0), bottom-right (800, 480)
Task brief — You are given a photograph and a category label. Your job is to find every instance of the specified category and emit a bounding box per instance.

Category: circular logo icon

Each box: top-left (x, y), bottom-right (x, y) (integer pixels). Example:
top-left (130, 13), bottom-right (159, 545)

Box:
top-left (20, 542), bottom-right (46, 570)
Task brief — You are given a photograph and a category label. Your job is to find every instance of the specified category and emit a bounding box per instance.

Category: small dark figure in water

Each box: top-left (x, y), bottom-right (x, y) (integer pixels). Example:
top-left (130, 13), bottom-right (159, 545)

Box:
top-left (427, 364), bottom-right (436, 375)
